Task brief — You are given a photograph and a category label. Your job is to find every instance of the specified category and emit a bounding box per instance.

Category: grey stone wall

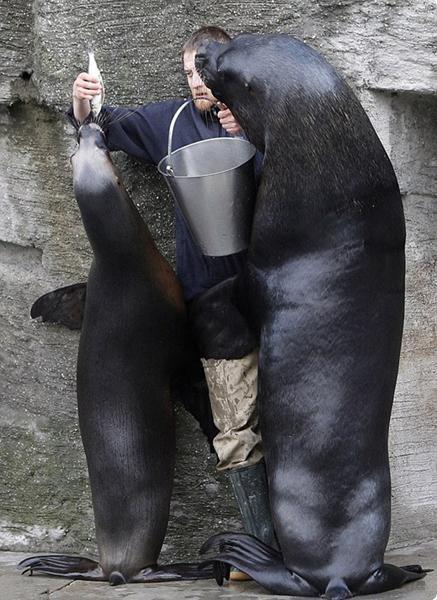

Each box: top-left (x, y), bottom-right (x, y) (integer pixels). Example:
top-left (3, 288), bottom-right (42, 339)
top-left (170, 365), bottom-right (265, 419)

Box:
top-left (0, 0), bottom-right (435, 560)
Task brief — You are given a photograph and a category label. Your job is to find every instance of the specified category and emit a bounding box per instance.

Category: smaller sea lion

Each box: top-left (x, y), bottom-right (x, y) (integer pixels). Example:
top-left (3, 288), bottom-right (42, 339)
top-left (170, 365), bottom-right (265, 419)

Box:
top-left (20, 122), bottom-right (213, 585)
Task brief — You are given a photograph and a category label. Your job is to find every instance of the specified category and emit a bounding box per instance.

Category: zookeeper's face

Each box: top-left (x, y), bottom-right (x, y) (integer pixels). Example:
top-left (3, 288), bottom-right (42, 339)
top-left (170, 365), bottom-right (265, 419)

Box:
top-left (183, 49), bottom-right (216, 112)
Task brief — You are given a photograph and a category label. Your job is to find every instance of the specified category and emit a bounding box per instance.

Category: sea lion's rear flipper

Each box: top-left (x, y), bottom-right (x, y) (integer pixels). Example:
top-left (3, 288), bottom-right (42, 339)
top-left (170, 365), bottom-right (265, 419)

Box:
top-left (357, 562), bottom-right (427, 595)
top-left (31, 283), bottom-right (87, 330)
top-left (18, 554), bottom-right (104, 580)
top-left (130, 562), bottom-right (214, 582)
top-left (200, 532), bottom-right (318, 596)
top-left (19, 555), bottom-right (213, 584)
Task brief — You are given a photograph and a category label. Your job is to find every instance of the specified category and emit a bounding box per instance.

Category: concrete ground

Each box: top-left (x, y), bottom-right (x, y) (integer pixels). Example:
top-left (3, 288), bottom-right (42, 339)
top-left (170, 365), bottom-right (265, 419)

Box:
top-left (1, 541), bottom-right (436, 600)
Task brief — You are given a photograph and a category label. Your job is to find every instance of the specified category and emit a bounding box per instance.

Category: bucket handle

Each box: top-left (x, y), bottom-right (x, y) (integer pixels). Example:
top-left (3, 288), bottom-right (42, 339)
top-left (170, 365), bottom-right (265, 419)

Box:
top-left (166, 99), bottom-right (193, 175)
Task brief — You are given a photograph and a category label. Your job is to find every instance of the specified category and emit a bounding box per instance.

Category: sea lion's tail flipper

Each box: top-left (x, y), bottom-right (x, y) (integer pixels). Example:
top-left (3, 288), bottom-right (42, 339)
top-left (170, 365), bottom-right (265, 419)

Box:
top-left (200, 532), bottom-right (318, 596)
top-left (18, 554), bottom-right (104, 580)
top-left (357, 562), bottom-right (428, 595)
top-left (31, 283), bottom-right (87, 330)
top-left (324, 577), bottom-right (353, 599)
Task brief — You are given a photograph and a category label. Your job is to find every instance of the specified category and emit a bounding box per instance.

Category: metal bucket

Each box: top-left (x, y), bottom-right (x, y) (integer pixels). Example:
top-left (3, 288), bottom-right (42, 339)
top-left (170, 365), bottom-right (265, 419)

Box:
top-left (157, 105), bottom-right (256, 256)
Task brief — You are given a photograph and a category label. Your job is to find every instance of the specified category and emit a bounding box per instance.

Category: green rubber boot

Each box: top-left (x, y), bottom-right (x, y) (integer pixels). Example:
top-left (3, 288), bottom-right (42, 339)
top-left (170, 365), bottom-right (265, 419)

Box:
top-left (228, 459), bottom-right (278, 546)
top-left (228, 460), bottom-right (278, 581)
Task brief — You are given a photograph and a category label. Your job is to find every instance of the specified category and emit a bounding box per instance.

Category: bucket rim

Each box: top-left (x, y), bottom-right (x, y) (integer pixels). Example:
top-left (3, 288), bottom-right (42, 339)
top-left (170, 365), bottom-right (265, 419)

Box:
top-left (157, 137), bottom-right (257, 179)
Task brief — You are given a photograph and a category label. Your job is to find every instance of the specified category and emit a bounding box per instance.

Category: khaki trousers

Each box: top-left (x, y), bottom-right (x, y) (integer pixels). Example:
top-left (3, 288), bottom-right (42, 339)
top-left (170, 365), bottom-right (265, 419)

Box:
top-left (201, 350), bottom-right (264, 471)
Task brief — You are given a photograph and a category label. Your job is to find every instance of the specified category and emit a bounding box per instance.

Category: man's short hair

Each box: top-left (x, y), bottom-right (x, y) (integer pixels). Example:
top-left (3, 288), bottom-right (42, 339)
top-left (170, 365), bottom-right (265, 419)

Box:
top-left (182, 26), bottom-right (231, 60)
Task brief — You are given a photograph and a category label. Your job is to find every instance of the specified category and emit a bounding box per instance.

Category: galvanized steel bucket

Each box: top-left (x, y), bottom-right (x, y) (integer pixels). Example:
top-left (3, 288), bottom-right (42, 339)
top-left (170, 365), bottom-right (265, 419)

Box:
top-left (157, 101), bottom-right (257, 256)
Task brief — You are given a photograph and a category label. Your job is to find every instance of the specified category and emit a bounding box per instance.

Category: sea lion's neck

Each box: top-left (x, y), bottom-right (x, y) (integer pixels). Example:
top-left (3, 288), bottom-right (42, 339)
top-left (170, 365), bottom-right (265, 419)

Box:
top-left (75, 179), bottom-right (153, 270)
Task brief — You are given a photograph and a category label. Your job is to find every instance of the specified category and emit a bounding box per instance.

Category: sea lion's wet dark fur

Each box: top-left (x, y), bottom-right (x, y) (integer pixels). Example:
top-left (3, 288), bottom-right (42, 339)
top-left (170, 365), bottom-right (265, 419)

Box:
top-left (195, 33), bottom-right (426, 598)
top-left (20, 123), bottom-right (213, 584)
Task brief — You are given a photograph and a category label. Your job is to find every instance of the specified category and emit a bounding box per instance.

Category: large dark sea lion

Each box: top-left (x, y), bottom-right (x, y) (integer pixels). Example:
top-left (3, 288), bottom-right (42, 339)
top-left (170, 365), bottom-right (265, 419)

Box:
top-left (19, 123), bottom-right (212, 585)
top-left (195, 34), bottom-right (427, 598)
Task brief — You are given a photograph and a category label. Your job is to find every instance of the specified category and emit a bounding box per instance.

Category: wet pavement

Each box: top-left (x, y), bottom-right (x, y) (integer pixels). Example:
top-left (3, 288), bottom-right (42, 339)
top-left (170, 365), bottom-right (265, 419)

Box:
top-left (1, 541), bottom-right (436, 600)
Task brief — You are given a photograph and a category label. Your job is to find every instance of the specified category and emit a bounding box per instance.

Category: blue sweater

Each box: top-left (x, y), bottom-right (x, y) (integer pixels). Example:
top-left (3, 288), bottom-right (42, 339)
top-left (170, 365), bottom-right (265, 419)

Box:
top-left (96, 99), bottom-right (250, 301)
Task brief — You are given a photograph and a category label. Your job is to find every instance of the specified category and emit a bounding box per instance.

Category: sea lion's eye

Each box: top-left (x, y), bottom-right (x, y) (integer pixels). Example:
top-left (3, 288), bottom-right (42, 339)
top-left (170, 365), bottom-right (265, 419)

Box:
top-left (222, 68), bottom-right (238, 84)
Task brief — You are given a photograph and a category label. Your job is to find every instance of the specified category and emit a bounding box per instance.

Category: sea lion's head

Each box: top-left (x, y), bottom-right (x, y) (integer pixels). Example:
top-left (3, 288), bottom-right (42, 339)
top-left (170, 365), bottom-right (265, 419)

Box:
top-left (195, 34), bottom-right (272, 151)
top-left (195, 33), bottom-right (344, 155)
top-left (70, 123), bottom-right (122, 199)
top-left (70, 123), bottom-right (145, 256)
top-left (70, 123), bottom-right (133, 245)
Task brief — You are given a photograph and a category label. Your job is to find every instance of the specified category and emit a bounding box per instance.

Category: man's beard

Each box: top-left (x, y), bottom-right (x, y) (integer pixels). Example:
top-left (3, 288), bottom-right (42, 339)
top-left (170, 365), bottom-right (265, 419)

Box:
top-left (193, 96), bottom-right (215, 112)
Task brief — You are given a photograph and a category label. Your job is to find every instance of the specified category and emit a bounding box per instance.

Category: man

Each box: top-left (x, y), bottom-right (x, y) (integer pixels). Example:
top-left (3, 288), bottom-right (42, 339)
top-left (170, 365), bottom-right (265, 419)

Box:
top-left (71, 26), bottom-right (276, 570)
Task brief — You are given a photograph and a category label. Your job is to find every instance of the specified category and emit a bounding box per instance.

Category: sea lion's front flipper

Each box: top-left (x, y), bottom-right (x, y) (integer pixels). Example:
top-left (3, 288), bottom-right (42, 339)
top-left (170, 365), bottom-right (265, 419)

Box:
top-left (31, 282), bottom-right (87, 330)
top-left (188, 276), bottom-right (256, 359)
top-left (172, 373), bottom-right (218, 451)
top-left (200, 532), bottom-right (318, 596)
top-left (18, 554), bottom-right (104, 580)
top-left (357, 562), bottom-right (427, 595)
top-left (130, 562), bottom-right (214, 582)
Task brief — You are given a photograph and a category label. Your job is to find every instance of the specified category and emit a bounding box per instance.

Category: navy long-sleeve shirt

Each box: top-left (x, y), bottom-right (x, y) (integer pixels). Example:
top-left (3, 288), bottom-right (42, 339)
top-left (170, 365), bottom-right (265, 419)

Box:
top-left (90, 99), bottom-right (250, 301)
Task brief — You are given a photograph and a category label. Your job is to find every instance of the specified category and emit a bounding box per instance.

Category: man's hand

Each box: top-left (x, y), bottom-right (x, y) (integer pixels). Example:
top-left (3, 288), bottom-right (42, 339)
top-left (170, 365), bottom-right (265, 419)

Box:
top-left (72, 73), bottom-right (102, 123)
top-left (73, 73), bottom-right (102, 100)
top-left (217, 102), bottom-right (242, 136)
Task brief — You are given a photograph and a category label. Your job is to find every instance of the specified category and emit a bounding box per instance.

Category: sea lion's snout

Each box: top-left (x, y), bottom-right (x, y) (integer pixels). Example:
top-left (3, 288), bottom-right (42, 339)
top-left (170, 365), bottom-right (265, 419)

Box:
top-left (77, 122), bottom-right (106, 149)
top-left (71, 123), bottom-right (108, 165)
top-left (195, 41), bottom-right (229, 103)
top-left (195, 41), bottom-right (221, 84)
top-left (194, 51), bottom-right (210, 89)
top-left (71, 123), bottom-right (119, 202)
top-left (72, 124), bottom-right (109, 165)
top-left (194, 50), bottom-right (207, 72)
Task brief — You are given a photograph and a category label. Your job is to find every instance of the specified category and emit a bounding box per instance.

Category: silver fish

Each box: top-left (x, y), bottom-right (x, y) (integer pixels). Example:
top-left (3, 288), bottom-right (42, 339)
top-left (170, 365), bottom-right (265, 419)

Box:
top-left (88, 51), bottom-right (104, 118)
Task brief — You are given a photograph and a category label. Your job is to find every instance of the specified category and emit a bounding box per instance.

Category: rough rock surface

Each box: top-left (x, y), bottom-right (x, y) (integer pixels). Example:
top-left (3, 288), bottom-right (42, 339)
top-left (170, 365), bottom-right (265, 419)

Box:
top-left (0, 0), bottom-right (435, 561)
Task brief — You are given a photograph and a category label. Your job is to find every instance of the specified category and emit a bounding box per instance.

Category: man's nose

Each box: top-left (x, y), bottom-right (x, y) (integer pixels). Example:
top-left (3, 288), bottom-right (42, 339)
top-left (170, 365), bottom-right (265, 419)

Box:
top-left (191, 69), bottom-right (203, 87)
